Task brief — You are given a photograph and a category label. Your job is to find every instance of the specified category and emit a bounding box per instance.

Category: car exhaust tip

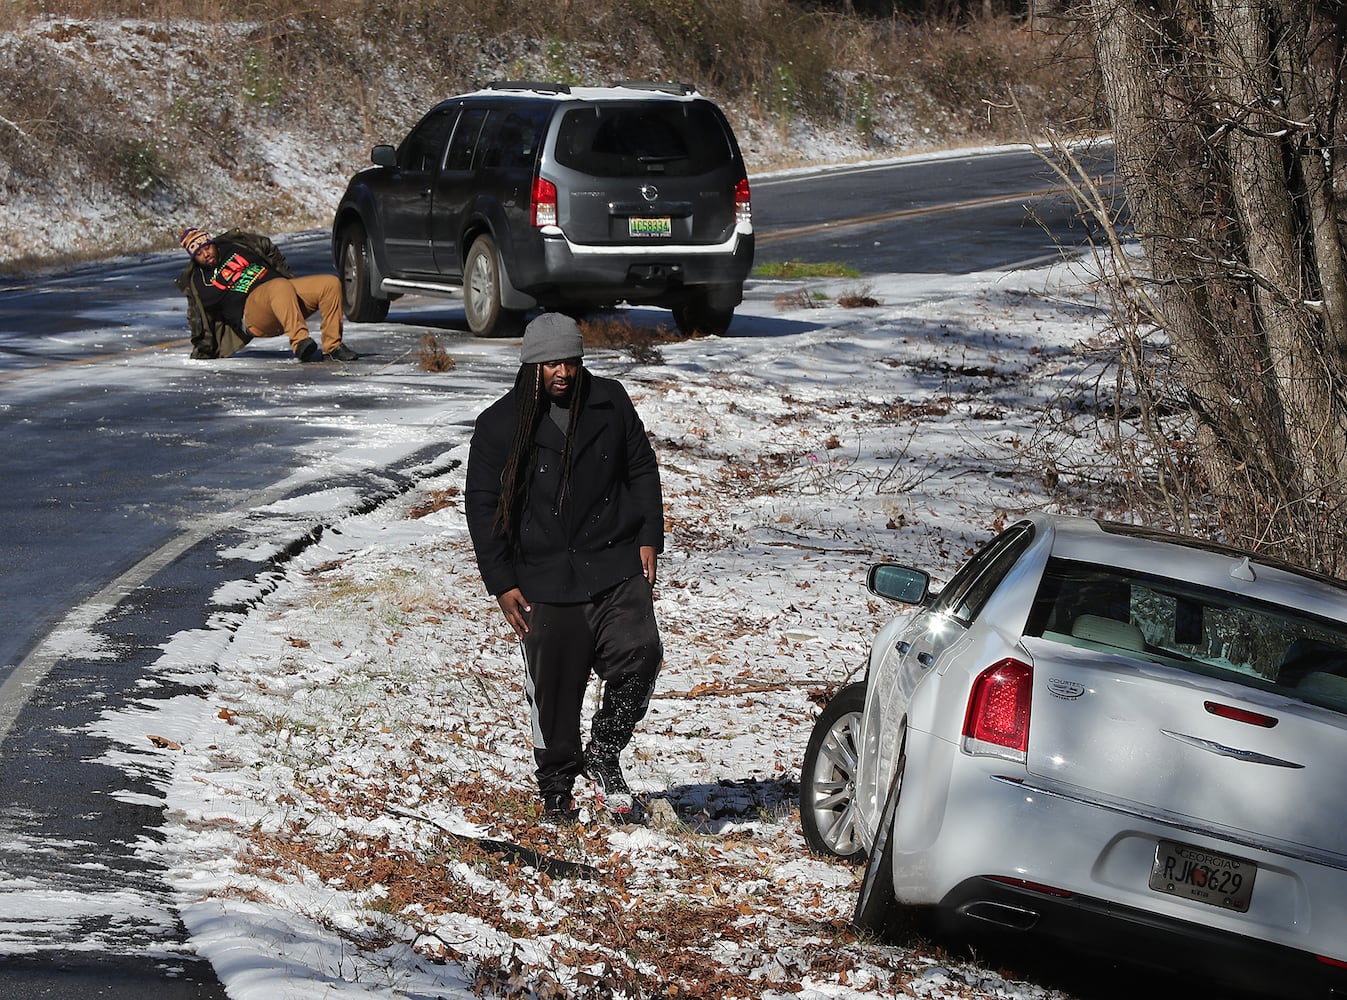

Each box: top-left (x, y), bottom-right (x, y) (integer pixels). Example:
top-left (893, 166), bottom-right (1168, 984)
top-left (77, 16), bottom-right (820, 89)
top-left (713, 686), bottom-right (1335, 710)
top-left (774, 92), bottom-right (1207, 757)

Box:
top-left (957, 900), bottom-right (1041, 931)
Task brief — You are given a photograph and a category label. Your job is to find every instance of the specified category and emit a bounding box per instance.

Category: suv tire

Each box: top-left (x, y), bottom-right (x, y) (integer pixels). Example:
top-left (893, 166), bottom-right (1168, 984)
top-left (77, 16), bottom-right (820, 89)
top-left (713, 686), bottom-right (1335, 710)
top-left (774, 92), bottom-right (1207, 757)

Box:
top-left (338, 224), bottom-right (391, 323)
top-left (464, 235), bottom-right (525, 338)
top-left (672, 290), bottom-right (735, 337)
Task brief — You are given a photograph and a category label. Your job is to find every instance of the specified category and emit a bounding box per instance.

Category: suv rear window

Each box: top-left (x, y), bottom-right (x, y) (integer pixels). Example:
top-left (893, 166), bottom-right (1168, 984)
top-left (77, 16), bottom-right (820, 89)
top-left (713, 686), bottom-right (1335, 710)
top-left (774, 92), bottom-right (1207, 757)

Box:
top-left (554, 102), bottom-right (733, 178)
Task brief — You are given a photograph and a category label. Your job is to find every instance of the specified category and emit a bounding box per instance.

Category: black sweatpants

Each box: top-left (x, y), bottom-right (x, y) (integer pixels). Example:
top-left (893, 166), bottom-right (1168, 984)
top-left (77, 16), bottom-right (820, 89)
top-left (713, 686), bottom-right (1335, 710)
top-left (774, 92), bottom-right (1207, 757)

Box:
top-left (518, 573), bottom-right (663, 798)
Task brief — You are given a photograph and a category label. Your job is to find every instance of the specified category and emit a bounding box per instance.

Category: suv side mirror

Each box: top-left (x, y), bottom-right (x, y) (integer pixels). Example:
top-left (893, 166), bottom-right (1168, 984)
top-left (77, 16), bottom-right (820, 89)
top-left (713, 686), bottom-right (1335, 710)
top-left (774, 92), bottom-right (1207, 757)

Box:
top-left (371, 144), bottom-right (397, 167)
top-left (867, 564), bottom-right (931, 605)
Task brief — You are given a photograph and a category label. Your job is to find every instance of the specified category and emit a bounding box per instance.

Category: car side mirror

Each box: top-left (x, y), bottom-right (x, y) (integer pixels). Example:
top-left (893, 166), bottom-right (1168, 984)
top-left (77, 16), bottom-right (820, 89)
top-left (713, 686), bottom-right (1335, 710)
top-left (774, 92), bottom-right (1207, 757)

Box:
top-left (371, 144), bottom-right (397, 167)
top-left (867, 564), bottom-right (931, 605)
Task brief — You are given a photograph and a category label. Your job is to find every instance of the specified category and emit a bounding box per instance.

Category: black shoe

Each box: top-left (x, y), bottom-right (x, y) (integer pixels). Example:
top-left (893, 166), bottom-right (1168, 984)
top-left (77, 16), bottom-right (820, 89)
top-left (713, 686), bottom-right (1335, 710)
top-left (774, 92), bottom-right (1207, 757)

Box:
top-left (582, 748), bottom-right (634, 815)
top-left (326, 343), bottom-right (360, 362)
top-left (541, 792), bottom-right (579, 824)
top-left (295, 338), bottom-right (321, 363)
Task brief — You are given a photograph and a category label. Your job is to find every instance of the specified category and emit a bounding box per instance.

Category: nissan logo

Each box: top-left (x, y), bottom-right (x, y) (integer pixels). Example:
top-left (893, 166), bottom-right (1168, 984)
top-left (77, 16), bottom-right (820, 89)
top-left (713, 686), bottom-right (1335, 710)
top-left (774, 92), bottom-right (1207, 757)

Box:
top-left (640, 184), bottom-right (659, 202)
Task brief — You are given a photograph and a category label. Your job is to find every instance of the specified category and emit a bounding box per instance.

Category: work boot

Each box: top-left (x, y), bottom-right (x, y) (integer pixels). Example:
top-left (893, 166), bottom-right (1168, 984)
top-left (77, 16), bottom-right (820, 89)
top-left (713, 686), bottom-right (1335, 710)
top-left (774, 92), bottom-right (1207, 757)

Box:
top-left (295, 338), bottom-right (321, 362)
top-left (582, 747), bottom-right (634, 817)
top-left (326, 343), bottom-right (360, 362)
top-left (540, 792), bottom-right (580, 825)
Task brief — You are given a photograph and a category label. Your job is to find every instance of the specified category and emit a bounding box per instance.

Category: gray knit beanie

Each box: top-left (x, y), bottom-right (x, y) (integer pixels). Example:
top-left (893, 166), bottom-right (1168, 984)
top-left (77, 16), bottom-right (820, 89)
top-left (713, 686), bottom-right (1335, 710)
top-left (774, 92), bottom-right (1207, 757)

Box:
top-left (520, 313), bottom-right (585, 364)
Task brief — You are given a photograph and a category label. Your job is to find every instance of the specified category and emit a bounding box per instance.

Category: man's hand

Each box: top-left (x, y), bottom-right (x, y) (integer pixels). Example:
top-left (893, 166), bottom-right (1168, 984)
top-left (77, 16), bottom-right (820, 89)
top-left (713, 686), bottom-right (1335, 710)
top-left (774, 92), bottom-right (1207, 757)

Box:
top-left (640, 545), bottom-right (658, 586)
top-left (497, 588), bottom-right (531, 638)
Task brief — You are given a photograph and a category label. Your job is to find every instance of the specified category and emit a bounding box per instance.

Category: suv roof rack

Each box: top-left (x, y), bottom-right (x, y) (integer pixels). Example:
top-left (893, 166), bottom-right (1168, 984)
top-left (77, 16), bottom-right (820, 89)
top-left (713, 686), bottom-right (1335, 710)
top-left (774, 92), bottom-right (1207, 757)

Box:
top-left (484, 80), bottom-right (572, 95)
top-left (610, 80), bottom-right (696, 95)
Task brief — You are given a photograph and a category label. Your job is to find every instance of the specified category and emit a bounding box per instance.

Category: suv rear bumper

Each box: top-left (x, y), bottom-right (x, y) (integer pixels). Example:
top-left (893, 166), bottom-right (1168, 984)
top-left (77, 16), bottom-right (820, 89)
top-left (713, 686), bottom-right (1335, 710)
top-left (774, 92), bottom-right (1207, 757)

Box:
top-left (527, 227), bottom-right (754, 306)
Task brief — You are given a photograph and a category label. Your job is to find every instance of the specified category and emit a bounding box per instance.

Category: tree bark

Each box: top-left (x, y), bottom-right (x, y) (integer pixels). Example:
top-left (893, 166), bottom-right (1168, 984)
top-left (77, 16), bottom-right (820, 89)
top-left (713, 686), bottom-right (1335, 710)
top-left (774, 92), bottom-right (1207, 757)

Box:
top-left (1086, 0), bottom-right (1347, 568)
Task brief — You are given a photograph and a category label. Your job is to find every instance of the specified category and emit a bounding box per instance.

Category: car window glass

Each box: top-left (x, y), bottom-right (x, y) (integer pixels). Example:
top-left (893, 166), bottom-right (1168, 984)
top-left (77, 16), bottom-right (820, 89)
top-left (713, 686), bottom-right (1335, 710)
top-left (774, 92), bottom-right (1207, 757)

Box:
top-left (931, 521), bottom-right (1034, 624)
top-left (554, 102), bottom-right (732, 178)
top-left (399, 109), bottom-right (457, 172)
top-left (444, 107), bottom-right (489, 172)
top-left (1027, 557), bottom-right (1347, 713)
top-left (477, 107), bottom-right (550, 171)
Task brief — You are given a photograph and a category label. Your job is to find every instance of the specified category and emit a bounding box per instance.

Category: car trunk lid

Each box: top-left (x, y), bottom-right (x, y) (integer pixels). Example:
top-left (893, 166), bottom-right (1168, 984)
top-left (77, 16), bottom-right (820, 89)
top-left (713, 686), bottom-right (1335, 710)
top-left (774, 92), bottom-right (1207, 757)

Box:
top-left (1021, 636), bottom-right (1347, 852)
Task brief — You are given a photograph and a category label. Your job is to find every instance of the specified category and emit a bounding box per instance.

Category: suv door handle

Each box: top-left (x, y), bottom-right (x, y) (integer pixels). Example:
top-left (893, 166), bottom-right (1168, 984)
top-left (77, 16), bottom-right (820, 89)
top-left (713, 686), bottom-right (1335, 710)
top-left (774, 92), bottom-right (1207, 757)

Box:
top-left (896, 641), bottom-right (911, 655)
top-left (917, 651), bottom-right (935, 667)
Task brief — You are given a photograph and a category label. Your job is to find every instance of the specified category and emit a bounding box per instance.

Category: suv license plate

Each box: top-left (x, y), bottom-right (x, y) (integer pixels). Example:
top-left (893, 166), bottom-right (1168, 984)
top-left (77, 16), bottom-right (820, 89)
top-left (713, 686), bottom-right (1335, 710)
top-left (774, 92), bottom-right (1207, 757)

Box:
top-left (629, 216), bottom-right (671, 238)
top-left (1148, 839), bottom-right (1256, 912)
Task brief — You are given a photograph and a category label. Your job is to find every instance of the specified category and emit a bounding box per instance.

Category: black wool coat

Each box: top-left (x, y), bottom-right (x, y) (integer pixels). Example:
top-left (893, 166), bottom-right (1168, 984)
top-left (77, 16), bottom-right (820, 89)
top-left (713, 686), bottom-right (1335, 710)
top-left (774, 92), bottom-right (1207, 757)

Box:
top-left (465, 373), bottom-right (664, 604)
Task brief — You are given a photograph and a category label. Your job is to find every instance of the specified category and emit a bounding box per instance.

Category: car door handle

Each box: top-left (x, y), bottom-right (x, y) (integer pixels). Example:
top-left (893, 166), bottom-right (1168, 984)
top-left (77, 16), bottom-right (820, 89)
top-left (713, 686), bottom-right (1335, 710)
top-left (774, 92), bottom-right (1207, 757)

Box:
top-left (917, 651), bottom-right (935, 667)
top-left (896, 641), bottom-right (911, 655)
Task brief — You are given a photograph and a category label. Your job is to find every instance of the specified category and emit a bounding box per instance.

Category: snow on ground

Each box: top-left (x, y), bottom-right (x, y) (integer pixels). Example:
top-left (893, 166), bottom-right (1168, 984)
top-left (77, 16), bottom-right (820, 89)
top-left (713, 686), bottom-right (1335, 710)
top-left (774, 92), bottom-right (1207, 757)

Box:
top-left (77, 260), bottom-right (1115, 998)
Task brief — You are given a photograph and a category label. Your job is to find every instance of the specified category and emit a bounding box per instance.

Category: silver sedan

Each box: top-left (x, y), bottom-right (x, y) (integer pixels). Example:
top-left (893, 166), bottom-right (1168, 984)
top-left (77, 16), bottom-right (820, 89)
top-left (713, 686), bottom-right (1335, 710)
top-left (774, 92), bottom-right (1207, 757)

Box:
top-left (800, 513), bottom-right (1347, 997)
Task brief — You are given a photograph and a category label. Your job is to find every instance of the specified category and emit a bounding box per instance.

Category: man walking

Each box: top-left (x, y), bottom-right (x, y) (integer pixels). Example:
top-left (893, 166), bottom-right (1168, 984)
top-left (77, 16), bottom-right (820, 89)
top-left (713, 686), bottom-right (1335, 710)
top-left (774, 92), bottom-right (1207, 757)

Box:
top-left (466, 313), bottom-right (664, 820)
top-left (174, 226), bottom-right (359, 362)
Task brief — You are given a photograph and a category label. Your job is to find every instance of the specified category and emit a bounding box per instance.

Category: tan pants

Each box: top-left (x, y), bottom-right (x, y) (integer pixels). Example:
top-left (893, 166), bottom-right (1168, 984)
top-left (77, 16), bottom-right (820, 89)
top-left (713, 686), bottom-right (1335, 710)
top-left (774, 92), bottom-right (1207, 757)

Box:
top-left (243, 275), bottom-right (344, 356)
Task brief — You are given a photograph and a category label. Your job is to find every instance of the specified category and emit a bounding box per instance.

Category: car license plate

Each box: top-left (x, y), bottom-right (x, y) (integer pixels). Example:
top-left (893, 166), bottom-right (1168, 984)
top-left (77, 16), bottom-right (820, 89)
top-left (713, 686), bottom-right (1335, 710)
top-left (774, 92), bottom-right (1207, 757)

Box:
top-left (629, 216), bottom-right (671, 238)
top-left (1148, 839), bottom-right (1256, 912)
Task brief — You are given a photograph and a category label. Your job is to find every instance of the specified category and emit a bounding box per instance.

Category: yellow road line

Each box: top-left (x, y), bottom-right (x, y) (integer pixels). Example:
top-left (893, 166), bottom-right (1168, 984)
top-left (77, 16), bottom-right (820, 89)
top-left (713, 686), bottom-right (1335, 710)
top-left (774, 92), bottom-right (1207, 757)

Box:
top-left (0, 337), bottom-right (190, 383)
top-left (755, 188), bottom-right (1055, 246)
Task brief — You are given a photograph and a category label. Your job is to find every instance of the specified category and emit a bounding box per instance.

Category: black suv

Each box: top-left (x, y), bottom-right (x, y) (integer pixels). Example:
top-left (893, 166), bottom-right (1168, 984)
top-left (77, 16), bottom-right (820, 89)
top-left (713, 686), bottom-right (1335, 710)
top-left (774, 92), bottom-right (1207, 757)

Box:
top-left (332, 81), bottom-right (755, 337)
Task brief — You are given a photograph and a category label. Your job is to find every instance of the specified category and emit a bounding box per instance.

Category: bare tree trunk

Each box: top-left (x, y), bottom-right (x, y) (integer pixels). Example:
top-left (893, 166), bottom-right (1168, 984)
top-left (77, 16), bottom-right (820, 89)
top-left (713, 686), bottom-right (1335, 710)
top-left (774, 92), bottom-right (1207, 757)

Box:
top-left (1086, 0), bottom-right (1347, 569)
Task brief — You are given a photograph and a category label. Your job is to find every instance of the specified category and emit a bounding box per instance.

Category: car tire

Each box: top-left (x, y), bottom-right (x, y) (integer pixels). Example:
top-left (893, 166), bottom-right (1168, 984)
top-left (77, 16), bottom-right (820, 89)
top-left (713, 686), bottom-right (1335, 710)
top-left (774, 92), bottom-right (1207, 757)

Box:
top-left (464, 235), bottom-right (525, 337)
top-left (338, 224), bottom-right (391, 323)
top-left (671, 291), bottom-right (735, 337)
top-left (799, 682), bottom-right (868, 862)
top-left (853, 739), bottom-right (907, 940)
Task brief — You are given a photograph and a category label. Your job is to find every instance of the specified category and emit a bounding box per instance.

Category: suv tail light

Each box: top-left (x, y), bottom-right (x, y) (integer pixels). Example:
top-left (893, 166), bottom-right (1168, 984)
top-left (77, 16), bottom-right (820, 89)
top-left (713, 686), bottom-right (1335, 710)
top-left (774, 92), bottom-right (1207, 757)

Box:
top-left (962, 658), bottom-right (1032, 760)
top-left (734, 177), bottom-right (752, 226)
top-left (532, 177), bottom-right (558, 227)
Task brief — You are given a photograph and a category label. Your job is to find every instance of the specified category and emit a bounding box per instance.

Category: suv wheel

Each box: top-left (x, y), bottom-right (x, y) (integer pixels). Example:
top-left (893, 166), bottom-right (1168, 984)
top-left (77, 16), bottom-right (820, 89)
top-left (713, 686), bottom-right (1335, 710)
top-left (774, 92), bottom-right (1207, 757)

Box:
top-left (672, 290), bottom-right (735, 337)
top-left (338, 223), bottom-right (391, 323)
top-left (464, 235), bottom-right (525, 337)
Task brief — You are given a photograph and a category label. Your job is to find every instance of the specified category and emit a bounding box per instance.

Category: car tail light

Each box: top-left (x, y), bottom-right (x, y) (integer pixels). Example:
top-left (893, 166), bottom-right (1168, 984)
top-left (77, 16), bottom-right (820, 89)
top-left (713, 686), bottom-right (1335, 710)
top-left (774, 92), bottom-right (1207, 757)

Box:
top-left (532, 177), bottom-right (558, 227)
top-left (734, 177), bottom-right (752, 225)
top-left (963, 658), bottom-right (1032, 759)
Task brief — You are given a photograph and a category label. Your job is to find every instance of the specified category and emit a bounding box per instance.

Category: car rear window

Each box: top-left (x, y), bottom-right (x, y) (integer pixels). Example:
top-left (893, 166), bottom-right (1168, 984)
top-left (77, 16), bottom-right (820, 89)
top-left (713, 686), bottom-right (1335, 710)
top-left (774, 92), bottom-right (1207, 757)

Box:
top-left (1025, 558), bottom-right (1347, 712)
top-left (553, 102), bottom-right (735, 178)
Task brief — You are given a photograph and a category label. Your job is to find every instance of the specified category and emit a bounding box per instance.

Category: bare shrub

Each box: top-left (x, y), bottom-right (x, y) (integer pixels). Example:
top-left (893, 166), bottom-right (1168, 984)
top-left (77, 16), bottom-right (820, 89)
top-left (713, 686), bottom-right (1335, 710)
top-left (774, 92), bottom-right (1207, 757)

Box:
top-left (418, 333), bottom-right (455, 372)
top-left (837, 286), bottom-right (880, 308)
top-left (579, 315), bottom-right (670, 364)
top-left (773, 289), bottom-right (821, 311)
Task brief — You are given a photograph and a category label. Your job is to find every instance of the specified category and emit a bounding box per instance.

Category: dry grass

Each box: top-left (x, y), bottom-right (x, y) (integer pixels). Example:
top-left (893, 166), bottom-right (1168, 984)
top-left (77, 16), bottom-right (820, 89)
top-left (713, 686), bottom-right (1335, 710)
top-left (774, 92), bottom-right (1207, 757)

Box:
top-left (417, 333), bottom-right (456, 372)
top-left (0, 4), bottom-right (1102, 269)
top-left (837, 286), bottom-right (881, 308)
top-left (580, 314), bottom-right (683, 364)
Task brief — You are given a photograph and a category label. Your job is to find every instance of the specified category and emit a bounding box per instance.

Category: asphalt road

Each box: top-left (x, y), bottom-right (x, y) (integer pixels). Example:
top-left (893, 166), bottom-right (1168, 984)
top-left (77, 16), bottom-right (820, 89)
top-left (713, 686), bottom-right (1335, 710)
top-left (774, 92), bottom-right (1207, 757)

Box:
top-left (0, 144), bottom-right (1117, 997)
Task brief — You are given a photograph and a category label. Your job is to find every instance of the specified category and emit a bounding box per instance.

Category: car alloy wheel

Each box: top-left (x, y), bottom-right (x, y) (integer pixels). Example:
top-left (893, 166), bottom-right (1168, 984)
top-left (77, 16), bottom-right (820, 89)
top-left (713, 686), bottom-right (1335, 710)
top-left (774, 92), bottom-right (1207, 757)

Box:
top-left (799, 682), bottom-right (867, 861)
top-left (463, 234), bottom-right (524, 337)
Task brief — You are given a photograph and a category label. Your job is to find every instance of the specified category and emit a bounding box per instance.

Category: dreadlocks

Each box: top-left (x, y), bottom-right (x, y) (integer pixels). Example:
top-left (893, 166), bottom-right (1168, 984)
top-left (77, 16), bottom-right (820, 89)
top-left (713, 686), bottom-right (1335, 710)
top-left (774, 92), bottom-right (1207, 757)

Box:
top-left (493, 361), bottom-right (590, 545)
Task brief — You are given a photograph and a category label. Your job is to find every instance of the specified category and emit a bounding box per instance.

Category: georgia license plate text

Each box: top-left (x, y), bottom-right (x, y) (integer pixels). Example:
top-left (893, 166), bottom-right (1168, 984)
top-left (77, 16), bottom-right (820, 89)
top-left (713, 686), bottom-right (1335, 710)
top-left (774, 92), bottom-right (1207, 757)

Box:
top-left (1148, 839), bottom-right (1256, 912)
